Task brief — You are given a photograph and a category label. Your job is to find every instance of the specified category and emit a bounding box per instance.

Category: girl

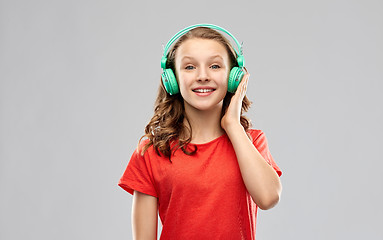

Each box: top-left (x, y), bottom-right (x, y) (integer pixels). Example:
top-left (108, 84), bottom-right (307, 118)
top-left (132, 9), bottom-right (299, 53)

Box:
top-left (118, 24), bottom-right (282, 240)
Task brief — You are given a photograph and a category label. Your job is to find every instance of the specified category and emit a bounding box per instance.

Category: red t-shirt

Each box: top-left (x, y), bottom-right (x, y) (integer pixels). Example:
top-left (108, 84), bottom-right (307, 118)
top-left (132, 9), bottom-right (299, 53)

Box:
top-left (118, 129), bottom-right (282, 239)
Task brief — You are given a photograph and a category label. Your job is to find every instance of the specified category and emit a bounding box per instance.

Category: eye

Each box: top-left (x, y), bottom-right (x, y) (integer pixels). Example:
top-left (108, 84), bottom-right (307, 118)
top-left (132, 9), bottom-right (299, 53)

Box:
top-left (185, 65), bottom-right (195, 70)
top-left (211, 64), bottom-right (221, 69)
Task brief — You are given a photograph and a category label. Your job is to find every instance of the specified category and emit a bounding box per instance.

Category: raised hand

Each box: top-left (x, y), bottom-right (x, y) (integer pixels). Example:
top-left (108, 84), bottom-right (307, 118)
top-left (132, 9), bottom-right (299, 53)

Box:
top-left (221, 67), bottom-right (250, 131)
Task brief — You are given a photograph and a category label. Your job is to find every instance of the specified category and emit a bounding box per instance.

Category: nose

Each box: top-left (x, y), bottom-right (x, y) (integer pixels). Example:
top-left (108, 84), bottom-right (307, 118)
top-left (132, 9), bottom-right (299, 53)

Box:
top-left (197, 67), bottom-right (209, 82)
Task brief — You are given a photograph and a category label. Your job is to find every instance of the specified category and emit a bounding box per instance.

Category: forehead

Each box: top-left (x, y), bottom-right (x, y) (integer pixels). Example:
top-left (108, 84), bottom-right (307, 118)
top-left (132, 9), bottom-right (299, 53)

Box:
top-left (175, 38), bottom-right (229, 60)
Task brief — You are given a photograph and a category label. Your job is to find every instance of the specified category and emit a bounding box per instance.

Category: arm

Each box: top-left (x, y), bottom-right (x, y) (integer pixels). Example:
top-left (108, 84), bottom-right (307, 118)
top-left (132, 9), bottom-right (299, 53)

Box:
top-left (221, 70), bottom-right (282, 210)
top-left (132, 190), bottom-right (158, 240)
top-left (225, 124), bottom-right (282, 210)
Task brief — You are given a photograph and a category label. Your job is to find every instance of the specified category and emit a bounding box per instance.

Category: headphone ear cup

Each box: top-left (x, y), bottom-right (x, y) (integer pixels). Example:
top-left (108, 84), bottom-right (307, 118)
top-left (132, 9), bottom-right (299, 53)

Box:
top-left (228, 67), bottom-right (245, 93)
top-left (161, 69), bottom-right (179, 95)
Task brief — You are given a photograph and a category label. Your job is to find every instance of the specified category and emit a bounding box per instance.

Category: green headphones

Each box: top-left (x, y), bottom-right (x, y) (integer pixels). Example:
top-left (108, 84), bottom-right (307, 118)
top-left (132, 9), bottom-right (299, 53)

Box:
top-left (161, 24), bottom-right (246, 95)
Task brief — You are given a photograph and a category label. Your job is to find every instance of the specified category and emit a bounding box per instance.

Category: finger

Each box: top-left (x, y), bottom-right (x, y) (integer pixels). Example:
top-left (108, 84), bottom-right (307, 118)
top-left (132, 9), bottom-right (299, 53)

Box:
top-left (234, 70), bottom-right (250, 97)
top-left (237, 73), bottom-right (249, 90)
top-left (241, 73), bottom-right (249, 93)
top-left (234, 76), bottom-right (248, 100)
top-left (243, 73), bottom-right (249, 87)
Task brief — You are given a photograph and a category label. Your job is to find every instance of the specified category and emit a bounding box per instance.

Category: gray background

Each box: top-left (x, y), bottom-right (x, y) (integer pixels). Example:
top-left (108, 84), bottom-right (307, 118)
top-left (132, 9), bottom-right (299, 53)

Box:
top-left (1, 0), bottom-right (382, 239)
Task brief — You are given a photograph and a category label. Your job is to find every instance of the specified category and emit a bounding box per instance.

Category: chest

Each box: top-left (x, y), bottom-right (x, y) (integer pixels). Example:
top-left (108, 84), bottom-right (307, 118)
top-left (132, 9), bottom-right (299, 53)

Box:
top-left (153, 141), bottom-right (244, 199)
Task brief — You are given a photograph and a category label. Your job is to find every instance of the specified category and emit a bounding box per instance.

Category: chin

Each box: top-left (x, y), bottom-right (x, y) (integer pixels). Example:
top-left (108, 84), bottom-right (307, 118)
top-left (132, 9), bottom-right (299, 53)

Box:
top-left (187, 102), bottom-right (224, 112)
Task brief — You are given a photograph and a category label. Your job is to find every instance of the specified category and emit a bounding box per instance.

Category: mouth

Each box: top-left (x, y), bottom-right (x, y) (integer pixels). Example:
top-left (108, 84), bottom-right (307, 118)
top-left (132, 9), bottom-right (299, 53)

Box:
top-left (192, 87), bottom-right (216, 97)
top-left (192, 87), bottom-right (216, 93)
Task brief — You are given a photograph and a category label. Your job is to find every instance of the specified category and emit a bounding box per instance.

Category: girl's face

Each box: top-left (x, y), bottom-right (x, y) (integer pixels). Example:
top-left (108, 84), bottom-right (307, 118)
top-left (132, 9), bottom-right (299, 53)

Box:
top-left (174, 38), bottom-right (230, 113)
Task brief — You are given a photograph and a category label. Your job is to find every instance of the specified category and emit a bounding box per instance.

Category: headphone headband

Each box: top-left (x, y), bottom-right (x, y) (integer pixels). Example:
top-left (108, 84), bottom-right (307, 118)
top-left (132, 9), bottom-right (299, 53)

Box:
top-left (161, 24), bottom-right (244, 69)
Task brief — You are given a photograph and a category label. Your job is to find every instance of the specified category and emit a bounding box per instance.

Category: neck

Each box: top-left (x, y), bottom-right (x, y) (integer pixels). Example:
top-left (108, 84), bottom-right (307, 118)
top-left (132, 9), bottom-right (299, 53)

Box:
top-left (183, 104), bottom-right (225, 144)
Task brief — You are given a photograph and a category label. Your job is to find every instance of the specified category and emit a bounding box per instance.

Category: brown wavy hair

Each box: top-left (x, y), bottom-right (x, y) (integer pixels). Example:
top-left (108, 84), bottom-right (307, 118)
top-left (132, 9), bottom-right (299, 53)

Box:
top-left (139, 27), bottom-right (252, 160)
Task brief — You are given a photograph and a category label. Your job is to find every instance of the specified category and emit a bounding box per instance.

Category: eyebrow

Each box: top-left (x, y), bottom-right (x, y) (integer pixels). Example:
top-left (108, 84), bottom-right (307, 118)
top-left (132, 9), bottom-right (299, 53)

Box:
top-left (181, 55), bottom-right (224, 61)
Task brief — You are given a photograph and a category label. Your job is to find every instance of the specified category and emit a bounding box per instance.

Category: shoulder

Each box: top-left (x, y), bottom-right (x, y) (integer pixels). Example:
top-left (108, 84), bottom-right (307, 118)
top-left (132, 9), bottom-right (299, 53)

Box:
top-left (137, 138), bottom-right (150, 151)
top-left (246, 128), bottom-right (265, 142)
top-left (133, 138), bottom-right (155, 158)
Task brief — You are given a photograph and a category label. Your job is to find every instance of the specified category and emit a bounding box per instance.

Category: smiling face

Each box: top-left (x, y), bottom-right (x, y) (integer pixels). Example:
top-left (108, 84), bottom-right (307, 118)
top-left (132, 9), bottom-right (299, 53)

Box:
top-left (174, 38), bottom-right (230, 113)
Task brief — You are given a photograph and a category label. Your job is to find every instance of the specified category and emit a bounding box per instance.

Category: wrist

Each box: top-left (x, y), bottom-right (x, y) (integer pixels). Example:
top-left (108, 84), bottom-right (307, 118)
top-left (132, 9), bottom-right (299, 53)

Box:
top-left (223, 121), bottom-right (244, 134)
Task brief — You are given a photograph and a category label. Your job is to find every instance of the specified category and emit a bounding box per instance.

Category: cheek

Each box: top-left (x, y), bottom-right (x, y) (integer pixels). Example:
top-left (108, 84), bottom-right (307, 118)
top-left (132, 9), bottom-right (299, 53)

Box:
top-left (176, 73), bottom-right (192, 92)
top-left (216, 71), bottom-right (229, 85)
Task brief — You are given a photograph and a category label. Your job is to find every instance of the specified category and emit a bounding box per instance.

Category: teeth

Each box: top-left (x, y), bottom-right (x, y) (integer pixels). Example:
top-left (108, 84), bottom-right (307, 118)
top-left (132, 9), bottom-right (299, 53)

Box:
top-left (194, 89), bottom-right (213, 93)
